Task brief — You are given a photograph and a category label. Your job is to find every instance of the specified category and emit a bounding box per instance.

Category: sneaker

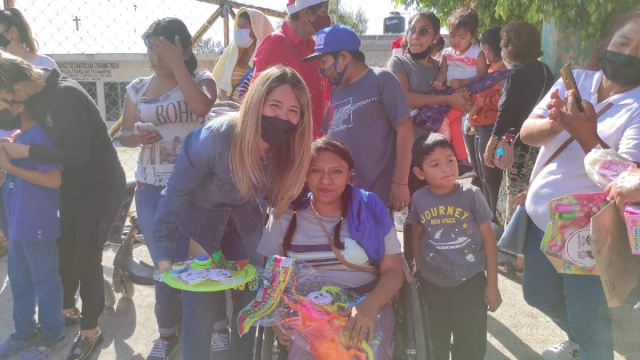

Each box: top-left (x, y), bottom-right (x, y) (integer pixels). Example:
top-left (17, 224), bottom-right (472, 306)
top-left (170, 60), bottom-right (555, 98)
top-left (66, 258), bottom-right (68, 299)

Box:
top-left (0, 335), bottom-right (38, 359)
top-left (19, 336), bottom-right (67, 360)
top-left (542, 339), bottom-right (579, 360)
top-left (66, 329), bottom-right (103, 360)
top-left (146, 336), bottom-right (179, 360)
top-left (211, 331), bottom-right (229, 360)
top-left (458, 163), bottom-right (476, 179)
top-left (63, 308), bottom-right (81, 327)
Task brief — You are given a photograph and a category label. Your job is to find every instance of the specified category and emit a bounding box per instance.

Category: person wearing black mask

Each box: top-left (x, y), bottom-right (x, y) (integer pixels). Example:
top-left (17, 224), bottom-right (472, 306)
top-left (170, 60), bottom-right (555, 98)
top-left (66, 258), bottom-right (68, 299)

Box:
top-left (0, 51), bottom-right (125, 360)
top-left (253, 0), bottom-right (331, 139)
top-left (519, 10), bottom-right (640, 360)
top-left (387, 12), bottom-right (473, 263)
top-left (152, 65), bottom-right (313, 359)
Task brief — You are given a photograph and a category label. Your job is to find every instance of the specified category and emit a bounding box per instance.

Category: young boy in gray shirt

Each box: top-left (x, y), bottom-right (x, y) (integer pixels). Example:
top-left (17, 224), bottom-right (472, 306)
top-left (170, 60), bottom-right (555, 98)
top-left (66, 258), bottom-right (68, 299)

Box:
top-left (409, 133), bottom-right (501, 360)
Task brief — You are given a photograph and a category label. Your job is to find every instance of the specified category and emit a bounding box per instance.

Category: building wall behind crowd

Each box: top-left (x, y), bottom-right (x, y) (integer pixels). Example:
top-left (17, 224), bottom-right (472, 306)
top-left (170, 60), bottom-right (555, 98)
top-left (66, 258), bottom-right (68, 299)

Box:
top-left (50, 34), bottom-right (449, 125)
top-left (50, 54), bottom-right (218, 125)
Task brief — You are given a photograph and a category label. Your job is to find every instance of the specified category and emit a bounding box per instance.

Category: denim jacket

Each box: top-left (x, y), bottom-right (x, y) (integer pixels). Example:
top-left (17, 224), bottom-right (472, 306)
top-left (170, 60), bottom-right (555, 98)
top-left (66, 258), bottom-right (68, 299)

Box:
top-left (153, 109), bottom-right (265, 262)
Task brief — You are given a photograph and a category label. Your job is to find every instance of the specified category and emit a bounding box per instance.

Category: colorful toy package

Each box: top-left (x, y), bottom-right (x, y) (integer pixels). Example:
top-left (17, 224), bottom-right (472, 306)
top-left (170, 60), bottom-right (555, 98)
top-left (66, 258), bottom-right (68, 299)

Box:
top-left (162, 251), bottom-right (257, 292)
top-left (541, 193), bottom-right (610, 274)
top-left (237, 255), bottom-right (380, 360)
top-left (624, 204), bottom-right (640, 255)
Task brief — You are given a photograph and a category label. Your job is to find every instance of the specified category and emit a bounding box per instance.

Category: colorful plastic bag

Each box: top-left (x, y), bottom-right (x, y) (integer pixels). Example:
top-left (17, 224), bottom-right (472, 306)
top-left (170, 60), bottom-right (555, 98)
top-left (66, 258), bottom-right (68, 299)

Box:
top-left (540, 193), bottom-right (609, 275)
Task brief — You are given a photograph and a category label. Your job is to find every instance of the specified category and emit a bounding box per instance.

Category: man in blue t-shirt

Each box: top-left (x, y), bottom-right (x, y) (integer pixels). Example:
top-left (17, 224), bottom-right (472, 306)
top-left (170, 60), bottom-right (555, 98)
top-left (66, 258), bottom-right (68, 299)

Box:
top-left (0, 99), bottom-right (66, 359)
top-left (303, 25), bottom-right (414, 212)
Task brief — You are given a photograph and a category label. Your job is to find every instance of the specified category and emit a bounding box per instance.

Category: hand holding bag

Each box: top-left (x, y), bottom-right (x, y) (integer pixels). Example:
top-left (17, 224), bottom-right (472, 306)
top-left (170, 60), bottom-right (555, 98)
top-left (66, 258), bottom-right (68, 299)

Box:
top-left (493, 65), bottom-right (550, 170)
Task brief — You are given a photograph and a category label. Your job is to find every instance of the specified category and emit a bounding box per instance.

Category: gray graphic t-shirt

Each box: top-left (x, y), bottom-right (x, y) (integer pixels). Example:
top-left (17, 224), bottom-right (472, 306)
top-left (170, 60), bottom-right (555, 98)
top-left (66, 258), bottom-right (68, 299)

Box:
top-left (322, 68), bottom-right (411, 205)
top-left (409, 183), bottom-right (492, 287)
top-left (127, 70), bottom-right (214, 186)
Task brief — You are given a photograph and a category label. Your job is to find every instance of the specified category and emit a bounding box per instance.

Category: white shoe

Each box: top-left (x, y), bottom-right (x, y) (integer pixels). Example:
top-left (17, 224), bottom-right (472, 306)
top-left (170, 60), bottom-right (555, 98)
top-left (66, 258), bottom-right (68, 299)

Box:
top-left (634, 301), bottom-right (640, 311)
top-left (542, 338), bottom-right (579, 360)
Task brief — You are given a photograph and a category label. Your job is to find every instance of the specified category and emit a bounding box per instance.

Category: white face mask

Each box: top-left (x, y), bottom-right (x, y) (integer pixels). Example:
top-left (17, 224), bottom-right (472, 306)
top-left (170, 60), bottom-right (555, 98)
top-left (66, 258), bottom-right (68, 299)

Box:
top-left (234, 29), bottom-right (254, 48)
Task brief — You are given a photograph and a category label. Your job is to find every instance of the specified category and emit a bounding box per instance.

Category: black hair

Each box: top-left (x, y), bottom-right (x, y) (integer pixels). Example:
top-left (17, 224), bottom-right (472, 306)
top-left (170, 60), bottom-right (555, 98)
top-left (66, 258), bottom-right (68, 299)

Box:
top-left (480, 27), bottom-right (502, 60)
top-left (431, 36), bottom-right (445, 54)
top-left (0, 8), bottom-right (37, 53)
top-left (143, 17), bottom-right (197, 75)
top-left (412, 133), bottom-right (454, 168)
top-left (330, 50), bottom-right (366, 63)
top-left (448, 6), bottom-right (479, 35)
top-left (406, 12), bottom-right (441, 57)
top-left (289, 2), bottom-right (326, 21)
top-left (239, 11), bottom-right (251, 23)
top-left (283, 137), bottom-right (355, 255)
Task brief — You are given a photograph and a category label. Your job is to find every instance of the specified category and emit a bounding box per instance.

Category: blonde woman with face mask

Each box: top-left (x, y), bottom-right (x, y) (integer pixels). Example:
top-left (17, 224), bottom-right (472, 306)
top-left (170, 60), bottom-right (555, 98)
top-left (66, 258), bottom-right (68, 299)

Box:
top-left (213, 8), bottom-right (274, 103)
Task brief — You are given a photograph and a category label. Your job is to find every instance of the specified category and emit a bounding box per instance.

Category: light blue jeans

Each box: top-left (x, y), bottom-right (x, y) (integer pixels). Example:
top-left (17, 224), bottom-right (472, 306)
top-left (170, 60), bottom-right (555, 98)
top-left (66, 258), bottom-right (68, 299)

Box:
top-left (522, 217), bottom-right (613, 360)
top-left (135, 183), bottom-right (182, 336)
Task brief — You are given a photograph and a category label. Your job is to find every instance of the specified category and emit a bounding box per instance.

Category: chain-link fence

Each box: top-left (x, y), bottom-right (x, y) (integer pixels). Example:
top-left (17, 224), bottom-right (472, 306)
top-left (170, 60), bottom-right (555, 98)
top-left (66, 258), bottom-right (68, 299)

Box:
top-left (10, 0), bottom-right (283, 179)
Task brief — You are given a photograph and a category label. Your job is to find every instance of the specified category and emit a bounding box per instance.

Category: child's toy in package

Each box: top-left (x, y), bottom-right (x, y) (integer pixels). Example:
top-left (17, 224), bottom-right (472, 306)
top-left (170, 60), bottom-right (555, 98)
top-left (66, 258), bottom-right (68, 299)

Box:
top-left (541, 193), bottom-right (609, 274)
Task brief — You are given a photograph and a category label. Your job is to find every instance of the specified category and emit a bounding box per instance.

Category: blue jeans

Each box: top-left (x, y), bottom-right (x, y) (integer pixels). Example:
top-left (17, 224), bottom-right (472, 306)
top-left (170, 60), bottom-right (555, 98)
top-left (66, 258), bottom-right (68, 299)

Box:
top-left (8, 240), bottom-right (64, 341)
top-left (181, 221), bottom-right (263, 360)
top-left (522, 217), bottom-right (613, 360)
top-left (136, 183), bottom-right (182, 337)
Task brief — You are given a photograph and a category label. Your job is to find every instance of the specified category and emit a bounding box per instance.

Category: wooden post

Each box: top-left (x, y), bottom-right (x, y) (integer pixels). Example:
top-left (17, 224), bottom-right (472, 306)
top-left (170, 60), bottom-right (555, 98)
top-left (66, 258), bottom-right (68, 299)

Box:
top-left (192, 6), bottom-right (224, 44)
top-left (223, 12), bottom-right (229, 47)
top-left (3, 0), bottom-right (15, 9)
top-left (195, 0), bottom-right (287, 19)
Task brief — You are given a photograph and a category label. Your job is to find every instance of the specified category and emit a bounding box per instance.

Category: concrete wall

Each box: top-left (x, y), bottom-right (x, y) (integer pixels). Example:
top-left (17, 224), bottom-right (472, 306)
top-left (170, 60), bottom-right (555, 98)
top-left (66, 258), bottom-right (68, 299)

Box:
top-left (360, 34), bottom-right (403, 67)
top-left (360, 34), bottom-right (450, 68)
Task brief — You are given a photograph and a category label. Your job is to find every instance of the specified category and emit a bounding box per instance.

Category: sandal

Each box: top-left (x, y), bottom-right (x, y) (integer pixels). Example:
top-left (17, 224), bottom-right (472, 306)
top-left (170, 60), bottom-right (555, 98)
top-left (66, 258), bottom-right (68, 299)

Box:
top-left (498, 261), bottom-right (523, 279)
top-left (64, 307), bottom-right (81, 327)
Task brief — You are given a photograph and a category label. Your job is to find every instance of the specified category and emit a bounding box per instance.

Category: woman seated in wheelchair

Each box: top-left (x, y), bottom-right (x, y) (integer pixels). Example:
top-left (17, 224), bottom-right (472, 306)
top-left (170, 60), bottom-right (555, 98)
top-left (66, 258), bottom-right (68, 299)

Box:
top-left (257, 136), bottom-right (404, 360)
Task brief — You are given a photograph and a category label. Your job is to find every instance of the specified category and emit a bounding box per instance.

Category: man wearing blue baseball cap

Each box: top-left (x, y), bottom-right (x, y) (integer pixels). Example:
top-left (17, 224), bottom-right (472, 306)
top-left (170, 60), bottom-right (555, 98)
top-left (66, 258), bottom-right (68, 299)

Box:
top-left (305, 25), bottom-right (414, 214)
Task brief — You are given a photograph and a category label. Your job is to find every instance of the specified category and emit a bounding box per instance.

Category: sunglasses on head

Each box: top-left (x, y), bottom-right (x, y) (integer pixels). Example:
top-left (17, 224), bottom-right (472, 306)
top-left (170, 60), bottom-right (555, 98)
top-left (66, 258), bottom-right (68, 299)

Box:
top-left (408, 26), bottom-right (431, 37)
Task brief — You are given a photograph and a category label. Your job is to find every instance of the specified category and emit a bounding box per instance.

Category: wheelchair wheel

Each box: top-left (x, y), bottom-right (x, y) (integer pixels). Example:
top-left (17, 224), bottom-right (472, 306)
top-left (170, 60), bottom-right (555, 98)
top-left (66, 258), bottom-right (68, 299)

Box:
top-left (409, 281), bottom-right (432, 360)
top-left (104, 277), bottom-right (116, 308)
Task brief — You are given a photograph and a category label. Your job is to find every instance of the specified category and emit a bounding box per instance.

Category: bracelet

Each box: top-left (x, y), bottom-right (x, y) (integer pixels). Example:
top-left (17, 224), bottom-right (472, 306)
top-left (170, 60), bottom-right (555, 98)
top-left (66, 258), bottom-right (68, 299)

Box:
top-left (393, 181), bottom-right (408, 186)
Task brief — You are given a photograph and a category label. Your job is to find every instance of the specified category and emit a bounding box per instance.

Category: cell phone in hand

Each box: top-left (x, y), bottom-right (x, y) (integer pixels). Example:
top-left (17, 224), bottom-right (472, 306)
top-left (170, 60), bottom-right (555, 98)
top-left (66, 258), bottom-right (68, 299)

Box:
top-left (134, 122), bottom-right (161, 137)
top-left (560, 64), bottom-right (585, 113)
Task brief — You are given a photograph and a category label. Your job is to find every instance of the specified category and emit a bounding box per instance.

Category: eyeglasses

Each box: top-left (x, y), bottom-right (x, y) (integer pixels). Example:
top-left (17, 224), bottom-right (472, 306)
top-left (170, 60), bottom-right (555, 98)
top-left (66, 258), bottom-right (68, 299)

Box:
top-left (407, 27), bottom-right (431, 37)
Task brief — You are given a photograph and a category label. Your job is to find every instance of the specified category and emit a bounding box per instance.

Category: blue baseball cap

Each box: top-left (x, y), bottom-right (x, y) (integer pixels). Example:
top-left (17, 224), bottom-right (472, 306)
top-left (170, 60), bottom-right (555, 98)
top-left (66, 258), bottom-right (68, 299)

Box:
top-left (302, 25), bottom-right (362, 62)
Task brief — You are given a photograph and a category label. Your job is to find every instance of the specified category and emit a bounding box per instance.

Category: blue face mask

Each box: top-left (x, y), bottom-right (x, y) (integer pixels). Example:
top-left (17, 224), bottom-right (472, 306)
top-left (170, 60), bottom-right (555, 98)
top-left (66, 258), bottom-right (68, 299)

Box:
top-left (319, 57), bottom-right (348, 86)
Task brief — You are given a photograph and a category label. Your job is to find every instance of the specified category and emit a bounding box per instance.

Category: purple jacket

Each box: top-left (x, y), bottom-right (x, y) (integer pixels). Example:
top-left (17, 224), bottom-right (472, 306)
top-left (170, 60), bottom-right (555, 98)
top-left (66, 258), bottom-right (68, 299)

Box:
top-left (300, 185), bottom-right (392, 267)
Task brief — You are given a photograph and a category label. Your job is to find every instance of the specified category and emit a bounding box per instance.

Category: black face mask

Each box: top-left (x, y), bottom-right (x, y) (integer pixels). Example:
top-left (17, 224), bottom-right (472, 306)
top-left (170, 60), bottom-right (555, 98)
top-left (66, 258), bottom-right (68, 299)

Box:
top-left (260, 114), bottom-right (297, 148)
top-left (0, 108), bottom-right (21, 131)
top-left (408, 44), bottom-right (433, 60)
top-left (602, 50), bottom-right (640, 88)
top-left (0, 34), bottom-right (10, 49)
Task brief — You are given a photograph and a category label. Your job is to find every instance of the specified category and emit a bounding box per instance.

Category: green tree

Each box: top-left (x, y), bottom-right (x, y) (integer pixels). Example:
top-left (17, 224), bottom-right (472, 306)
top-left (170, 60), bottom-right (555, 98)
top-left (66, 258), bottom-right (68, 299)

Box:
top-left (393, 0), bottom-right (637, 41)
top-left (330, 0), bottom-right (368, 34)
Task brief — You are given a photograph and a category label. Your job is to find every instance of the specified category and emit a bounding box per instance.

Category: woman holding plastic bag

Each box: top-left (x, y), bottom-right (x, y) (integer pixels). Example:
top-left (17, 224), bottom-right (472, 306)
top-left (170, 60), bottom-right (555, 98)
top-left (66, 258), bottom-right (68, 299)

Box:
top-left (257, 137), bottom-right (404, 360)
top-left (518, 9), bottom-right (640, 360)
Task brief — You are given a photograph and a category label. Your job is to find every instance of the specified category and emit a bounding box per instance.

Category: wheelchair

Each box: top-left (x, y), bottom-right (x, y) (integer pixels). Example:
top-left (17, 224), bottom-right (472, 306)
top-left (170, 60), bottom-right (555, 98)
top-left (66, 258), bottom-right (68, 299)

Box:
top-left (104, 179), bottom-right (151, 307)
top-left (253, 261), bottom-right (434, 360)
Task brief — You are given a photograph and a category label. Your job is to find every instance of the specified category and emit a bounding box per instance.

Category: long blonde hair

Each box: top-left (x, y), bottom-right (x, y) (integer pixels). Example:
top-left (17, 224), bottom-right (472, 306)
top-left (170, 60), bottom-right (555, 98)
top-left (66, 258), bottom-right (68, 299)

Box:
top-left (230, 65), bottom-right (313, 218)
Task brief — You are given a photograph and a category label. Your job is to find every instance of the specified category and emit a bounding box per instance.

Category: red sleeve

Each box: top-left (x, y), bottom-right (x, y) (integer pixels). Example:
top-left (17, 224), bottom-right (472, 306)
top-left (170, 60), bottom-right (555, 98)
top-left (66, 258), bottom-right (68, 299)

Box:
top-left (252, 33), bottom-right (288, 84)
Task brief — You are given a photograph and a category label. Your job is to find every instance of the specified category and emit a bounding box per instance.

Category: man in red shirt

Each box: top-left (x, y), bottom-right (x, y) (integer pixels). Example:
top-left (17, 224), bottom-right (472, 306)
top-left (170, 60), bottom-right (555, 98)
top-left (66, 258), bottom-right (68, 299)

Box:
top-left (253, 0), bottom-right (331, 138)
